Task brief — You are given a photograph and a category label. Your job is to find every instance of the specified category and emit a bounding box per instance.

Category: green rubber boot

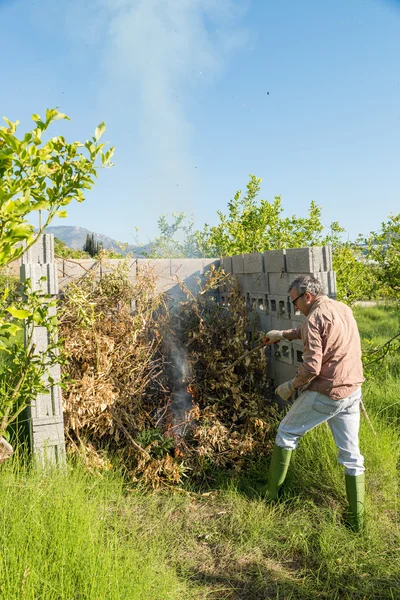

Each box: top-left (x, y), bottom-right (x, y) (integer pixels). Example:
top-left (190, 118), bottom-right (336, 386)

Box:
top-left (258, 445), bottom-right (293, 502)
top-left (345, 473), bottom-right (365, 532)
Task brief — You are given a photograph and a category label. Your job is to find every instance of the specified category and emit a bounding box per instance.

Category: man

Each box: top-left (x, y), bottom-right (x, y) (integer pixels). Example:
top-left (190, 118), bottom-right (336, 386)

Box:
top-left (263, 274), bottom-right (365, 532)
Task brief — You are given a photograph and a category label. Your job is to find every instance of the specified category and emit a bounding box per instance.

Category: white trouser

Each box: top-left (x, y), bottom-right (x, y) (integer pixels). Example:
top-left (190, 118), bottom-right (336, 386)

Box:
top-left (275, 387), bottom-right (365, 476)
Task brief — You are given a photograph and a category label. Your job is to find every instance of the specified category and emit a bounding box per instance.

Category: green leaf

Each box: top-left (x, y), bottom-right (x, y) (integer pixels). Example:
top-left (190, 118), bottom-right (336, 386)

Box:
top-left (6, 307), bottom-right (30, 319)
top-left (57, 210), bottom-right (68, 218)
top-left (95, 122), bottom-right (106, 141)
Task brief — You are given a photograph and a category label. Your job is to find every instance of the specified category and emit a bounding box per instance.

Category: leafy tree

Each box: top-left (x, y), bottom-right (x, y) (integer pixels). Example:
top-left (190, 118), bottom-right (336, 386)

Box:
top-left (83, 233), bottom-right (103, 257)
top-left (196, 175), bottom-right (344, 257)
top-left (365, 214), bottom-right (400, 302)
top-left (0, 109), bottom-right (113, 268)
top-left (54, 237), bottom-right (90, 259)
top-left (145, 212), bottom-right (202, 258)
top-left (332, 243), bottom-right (379, 305)
top-left (0, 108), bottom-right (114, 439)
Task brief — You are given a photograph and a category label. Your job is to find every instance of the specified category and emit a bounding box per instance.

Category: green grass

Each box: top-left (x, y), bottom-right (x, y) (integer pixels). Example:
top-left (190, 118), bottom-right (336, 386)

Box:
top-left (0, 305), bottom-right (399, 599)
top-left (0, 461), bottom-right (189, 600)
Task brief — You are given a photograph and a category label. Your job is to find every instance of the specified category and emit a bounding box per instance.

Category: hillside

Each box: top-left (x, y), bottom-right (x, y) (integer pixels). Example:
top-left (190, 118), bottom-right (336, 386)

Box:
top-left (43, 226), bottom-right (148, 257)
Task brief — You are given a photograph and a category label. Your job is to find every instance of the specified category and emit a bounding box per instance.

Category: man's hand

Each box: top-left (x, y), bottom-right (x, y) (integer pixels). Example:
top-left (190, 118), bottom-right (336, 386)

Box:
top-left (264, 330), bottom-right (284, 345)
top-left (275, 380), bottom-right (295, 401)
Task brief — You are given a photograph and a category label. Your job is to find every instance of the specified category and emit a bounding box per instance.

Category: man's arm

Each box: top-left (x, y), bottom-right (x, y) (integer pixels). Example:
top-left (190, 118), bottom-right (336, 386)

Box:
top-left (282, 326), bottom-right (302, 341)
top-left (290, 321), bottom-right (323, 390)
top-left (264, 326), bottom-right (302, 345)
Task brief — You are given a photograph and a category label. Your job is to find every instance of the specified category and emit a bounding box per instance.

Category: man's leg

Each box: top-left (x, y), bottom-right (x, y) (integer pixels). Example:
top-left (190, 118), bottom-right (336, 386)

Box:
top-left (327, 391), bottom-right (365, 531)
top-left (263, 391), bottom-right (342, 500)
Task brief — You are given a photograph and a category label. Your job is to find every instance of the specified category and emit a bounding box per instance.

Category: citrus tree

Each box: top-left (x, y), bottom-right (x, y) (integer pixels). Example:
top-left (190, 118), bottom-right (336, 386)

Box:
top-left (365, 214), bottom-right (400, 302)
top-left (0, 109), bottom-right (114, 438)
top-left (196, 175), bottom-right (344, 256)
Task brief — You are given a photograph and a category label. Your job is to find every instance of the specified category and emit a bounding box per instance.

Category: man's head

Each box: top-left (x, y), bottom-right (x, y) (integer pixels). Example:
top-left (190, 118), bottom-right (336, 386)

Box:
top-left (288, 275), bottom-right (324, 316)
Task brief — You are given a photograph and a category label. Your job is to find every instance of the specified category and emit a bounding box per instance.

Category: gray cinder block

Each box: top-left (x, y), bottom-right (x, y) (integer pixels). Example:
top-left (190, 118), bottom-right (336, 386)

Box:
top-left (292, 340), bottom-right (304, 367)
top-left (270, 360), bottom-right (298, 386)
top-left (285, 246), bottom-right (332, 273)
top-left (21, 234), bottom-right (55, 265)
top-left (269, 295), bottom-right (292, 320)
top-left (263, 249), bottom-right (286, 273)
top-left (243, 253), bottom-right (263, 274)
top-left (258, 314), bottom-right (272, 333)
top-left (273, 340), bottom-right (294, 365)
top-left (232, 254), bottom-right (245, 274)
top-left (221, 256), bottom-right (233, 274)
top-left (203, 258), bottom-right (220, 273)
top-left (30, 419), bottom-right (66, 464)
top-left (20, 234), bottom-right (66, 465)
top-left (268, 272), bottom-right (291, 296)
top-left (20, 264), bottom-right (58, 295)
top-left (291, 309), bottom-right (305, 323)
top-left (245, 273), bottom-right (269, 293)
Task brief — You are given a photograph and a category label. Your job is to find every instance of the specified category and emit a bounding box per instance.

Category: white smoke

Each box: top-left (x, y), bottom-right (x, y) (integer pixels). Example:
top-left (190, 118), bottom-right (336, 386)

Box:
top-left (70, 0), bottom-right (248, 216)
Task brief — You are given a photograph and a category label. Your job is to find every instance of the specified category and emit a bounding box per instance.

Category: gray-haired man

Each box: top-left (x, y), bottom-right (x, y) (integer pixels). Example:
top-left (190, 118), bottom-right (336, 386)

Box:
top-left (263, 275), bottom-right (365, 531)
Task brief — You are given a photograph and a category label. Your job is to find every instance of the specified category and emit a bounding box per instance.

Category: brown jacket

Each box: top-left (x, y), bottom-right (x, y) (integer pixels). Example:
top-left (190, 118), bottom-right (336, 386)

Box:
top-left (283, 295), bottom-right (364, 399)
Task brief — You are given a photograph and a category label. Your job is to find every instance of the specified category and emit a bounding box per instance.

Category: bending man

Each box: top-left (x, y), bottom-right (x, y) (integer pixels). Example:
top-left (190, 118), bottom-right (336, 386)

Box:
top-left (264, 274), bottom-right (365, 532)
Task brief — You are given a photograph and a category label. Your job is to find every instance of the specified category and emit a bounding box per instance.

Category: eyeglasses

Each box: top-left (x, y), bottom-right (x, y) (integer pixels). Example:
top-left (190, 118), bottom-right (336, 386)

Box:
top-left (291, 292), bottom-right (305, 307)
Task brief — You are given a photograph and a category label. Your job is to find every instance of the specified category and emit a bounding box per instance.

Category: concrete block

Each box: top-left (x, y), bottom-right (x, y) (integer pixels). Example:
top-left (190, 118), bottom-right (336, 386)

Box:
top-left (128, 260), bottom-right (138, 282)
top-left (246, 294), bottom-right (268, 315)
top-left (137, 259), bottom-right (172, 294)
top-left (273, 340), bottom-right (293, 365)
top-left (20, 263), bottom-right (58, 295)
top-left (30, 419), bottom-right (65, 444)
top-left (267, 355), bottom-right (276, 380)
top-left (270, 360), bottom-right (298, 386)
top-left (98, 259), bottom-right (124, 276)
top-left (232, 254), bottom-right (245, 274)
top-left (263, 249), bottom-right (286, 273)
top-left (170, 259), bottom-right (203, 278)
top-left (221, 256), bottom-right (233, 274)
top-left (292, 309), bottom-right (305, 323)
top-left (271, 315), bottom-right (292, 332)
top-left (292, 339), bottom-right (304, 367)
top-left (61, 259), bottom-right (97, 281)
top-left (258, 314), bottom-right (272, 333)
top-left (203, 258), bottom-right (220, 274)
top-left (269, 295), bottom-right (292, 320)
top-left (285, 246), bottom-right (332, 273)
top-left (325, 271), bottom-right (337, 298)
top-left (268, 272), bottom-right (291, 296)
top-left (32, 326), bottom-right (49, 353)
top-left (21, 234), bottom-right (55, 265)
top-left (243, 252), bottom-right (263, 274)
top-left (241, 273), bottom-right (269, 294)
top-left (30, 419), bottom-right (66, 464)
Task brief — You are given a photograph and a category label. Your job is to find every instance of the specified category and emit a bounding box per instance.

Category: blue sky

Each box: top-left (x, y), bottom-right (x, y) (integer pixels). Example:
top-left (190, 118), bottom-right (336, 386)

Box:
top-left (1, 0), bottom-right (399, 245)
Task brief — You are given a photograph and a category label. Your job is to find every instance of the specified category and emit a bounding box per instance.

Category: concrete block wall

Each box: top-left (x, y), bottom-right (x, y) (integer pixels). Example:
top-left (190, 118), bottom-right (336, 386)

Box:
top-left (23, 243), bottom-right (335, 420)
top-left (224, 246), bottom-right (336, 386)
top-left (56, 256), bottom-right (220, 304)
top-left (136, 258), bottom-right (220, 304)
top-left (20, 234), bottom-right (66, 464)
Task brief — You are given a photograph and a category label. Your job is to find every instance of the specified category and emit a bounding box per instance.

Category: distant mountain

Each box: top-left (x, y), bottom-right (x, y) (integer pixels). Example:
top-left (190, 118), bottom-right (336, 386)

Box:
top-left (42, 226), bottom-right (149, 257)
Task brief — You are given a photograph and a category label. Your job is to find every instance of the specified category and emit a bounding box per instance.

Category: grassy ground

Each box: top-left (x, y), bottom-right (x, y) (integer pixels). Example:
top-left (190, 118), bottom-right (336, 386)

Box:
top-left (0, 306), bottom-right (399, 599)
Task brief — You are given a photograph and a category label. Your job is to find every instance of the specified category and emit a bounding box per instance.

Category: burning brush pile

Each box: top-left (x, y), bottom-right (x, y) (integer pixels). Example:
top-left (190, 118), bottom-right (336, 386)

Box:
top-left (59, 258), bottom-right (277, 487)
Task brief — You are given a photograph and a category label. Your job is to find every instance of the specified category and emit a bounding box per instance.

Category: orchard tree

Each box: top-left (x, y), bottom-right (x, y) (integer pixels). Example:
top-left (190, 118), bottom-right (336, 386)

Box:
top-left (0, 109), bottom-right (114, 438)
top-left (196, 175), bottom-right (344, 256)
top-left (145, 212), bottom-right (202, 258)
top-left (0, 109), bottom-right (113, 268)
top-left (365, 214), bottom-right (400, 302)
top-left (332, 243), bottom-right (379, 305)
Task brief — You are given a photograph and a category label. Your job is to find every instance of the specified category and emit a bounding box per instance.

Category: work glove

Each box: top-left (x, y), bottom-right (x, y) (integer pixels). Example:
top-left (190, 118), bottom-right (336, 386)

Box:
top-left (275, 380), bottom-right (295, 401)
top-left (264, 330), bottom-right (284, 345)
